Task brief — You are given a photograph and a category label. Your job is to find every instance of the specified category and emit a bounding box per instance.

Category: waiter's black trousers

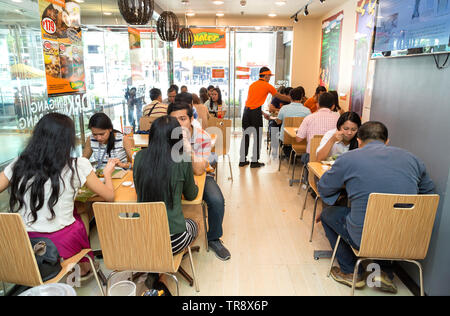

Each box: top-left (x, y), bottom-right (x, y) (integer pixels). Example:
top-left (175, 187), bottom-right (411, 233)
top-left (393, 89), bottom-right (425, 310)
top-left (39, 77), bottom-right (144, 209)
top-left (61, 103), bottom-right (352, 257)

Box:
top-left (240, 106), bottom-right (263, 163)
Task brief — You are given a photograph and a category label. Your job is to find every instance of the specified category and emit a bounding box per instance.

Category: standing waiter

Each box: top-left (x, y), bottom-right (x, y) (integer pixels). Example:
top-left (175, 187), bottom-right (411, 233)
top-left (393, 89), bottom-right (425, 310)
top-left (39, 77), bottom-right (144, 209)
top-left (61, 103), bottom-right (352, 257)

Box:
top-left (239, 67), bottom-right (291, 168)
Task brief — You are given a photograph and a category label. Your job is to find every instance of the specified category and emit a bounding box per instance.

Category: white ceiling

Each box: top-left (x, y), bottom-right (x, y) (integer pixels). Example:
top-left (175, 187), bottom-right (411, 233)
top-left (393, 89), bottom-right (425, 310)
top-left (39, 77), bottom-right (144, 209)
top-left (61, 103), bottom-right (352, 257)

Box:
top-left (79, 0), bottom-right (343, 18)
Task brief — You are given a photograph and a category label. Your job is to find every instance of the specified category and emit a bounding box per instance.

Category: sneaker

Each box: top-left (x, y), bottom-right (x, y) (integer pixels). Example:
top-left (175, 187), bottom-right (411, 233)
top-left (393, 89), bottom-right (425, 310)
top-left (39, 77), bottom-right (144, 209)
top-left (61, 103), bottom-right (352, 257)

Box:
top-left (372, 271), bottom-right (398, 294)
top-left (208, 240), bottom-right (231, 261)
top-left (239, 161), bottom-right (250, 167)
top-left (330, 266), bottom-right (366, 288)
top-left (250, 162), bottom-right (265, 168)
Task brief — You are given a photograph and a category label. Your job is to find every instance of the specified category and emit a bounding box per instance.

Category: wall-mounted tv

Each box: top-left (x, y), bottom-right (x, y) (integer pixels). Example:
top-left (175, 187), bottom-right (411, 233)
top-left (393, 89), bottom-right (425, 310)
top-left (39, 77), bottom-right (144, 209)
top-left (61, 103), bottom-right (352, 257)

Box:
top-left (372, 0), bottom-right (450, 58)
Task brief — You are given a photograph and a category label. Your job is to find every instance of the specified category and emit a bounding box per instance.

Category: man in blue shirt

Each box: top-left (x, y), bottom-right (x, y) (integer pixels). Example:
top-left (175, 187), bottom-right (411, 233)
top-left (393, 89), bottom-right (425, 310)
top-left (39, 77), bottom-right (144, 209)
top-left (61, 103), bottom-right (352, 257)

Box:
top-left (318, 121), bottom-right (435, 293)
top-left (275, 86), bottom-right (311, 158)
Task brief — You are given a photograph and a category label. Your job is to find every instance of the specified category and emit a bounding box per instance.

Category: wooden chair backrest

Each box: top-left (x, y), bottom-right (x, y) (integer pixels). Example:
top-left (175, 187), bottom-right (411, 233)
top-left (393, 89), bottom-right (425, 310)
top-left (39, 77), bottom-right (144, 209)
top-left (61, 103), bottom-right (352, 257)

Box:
top-left (92, 202), bottom-right (177, 273)
top-left (283, 117), bottom-right (305, 146)
top-left (358, 193), bottom-right (440, 259)
top-left (0, 213), bottom-right (43, 287)
top-left (206, 118), bottom-right (231, 156)
top-left (309, 134), bottom-right (323, 163)
top-left (139, 117), bottom-right (152, 132)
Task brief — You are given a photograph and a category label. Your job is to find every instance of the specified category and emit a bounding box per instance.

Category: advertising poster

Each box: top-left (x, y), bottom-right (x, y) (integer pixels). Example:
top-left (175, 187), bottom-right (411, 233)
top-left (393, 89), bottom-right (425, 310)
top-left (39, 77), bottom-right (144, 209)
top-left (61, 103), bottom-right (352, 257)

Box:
top-left (319, 11), bottom-right (344, 91)
top-left (39, 0), bottom-right (85, 96)
top-left (177, 29), bottom-right (227, 48)
top-left (350, 0), bottom-right (376, 116)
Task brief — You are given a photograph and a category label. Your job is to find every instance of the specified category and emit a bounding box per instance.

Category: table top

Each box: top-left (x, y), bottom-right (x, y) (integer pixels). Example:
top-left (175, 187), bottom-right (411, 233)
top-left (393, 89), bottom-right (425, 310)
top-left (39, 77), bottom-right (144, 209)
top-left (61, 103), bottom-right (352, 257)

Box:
top-left (134, 134), bottom-right (217, 148)
top-left (284, 127), bottom-right (298, 139)
top-left (88, 170), bottom-right (207, 205)
top-left (308, 162), bottom-right (331, 179)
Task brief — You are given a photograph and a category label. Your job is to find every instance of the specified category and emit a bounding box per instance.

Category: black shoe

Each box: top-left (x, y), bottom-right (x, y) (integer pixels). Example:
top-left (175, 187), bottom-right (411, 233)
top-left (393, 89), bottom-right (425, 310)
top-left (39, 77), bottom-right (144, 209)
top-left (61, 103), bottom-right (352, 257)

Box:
top-left (208, 240), bottom-right (231, 261)
top-left (250, 162), bottom-right (265, 168)
top-left (239, 161), bottom-right (250, 167)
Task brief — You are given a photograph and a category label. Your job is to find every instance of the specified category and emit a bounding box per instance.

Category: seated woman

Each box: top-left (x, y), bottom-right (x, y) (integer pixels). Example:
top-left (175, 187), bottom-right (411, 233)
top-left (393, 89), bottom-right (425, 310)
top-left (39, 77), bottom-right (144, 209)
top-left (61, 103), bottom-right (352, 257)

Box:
top-left (329, 90), bottom-right (345, 115)
top-left (316, 111), bottom-right (362, 162)
top-left (204, 87), bottom-right (226, 118)
top-left (0, 113), bottom-right (117, 278)
top-left (133, 115), bottom-right (199, 255)
top-left (83, 113), bottom-right (133, 170)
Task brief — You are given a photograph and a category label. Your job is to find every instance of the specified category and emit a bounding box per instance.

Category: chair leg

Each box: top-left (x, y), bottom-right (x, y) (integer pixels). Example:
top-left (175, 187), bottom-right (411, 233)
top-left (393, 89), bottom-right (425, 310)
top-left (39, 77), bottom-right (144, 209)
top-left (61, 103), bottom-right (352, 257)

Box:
top-left (410, 260), bottom-right (425, 296)
top-left (163, 273), bottom-right (180, 296)
top-left (351, 258), bottom-right (364, 296)
top-left (328, 235), bottom-right (341, 277)
top-left (290, 153), bottom-right (297, 186)
top-left (297, 165), bottom-right (306, 195)
top-left (85, 254), bottom-right (105, 296)
top-left (278, 144), bottom-right (284, 171)
top-left (227, 154), bottom-right (233, 181)
top-left (309, 196), bottom-right (319, 242)
top-left (301, 184), bottom-right (310, 220)
top-left (187, 246), bottom-right (200, 292)
top-left (1, 282), bottom-right (5, 296)
top-left (202, 201), bottom-right (209, 252)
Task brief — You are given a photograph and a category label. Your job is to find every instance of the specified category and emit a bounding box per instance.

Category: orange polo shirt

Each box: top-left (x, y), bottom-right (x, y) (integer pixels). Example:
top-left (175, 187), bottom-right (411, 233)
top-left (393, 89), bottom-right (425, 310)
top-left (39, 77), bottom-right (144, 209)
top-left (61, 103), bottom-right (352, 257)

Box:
top-left (304, 96), bottom-right (318, 113)
top-left (245, 79), bottom-right (278, 110)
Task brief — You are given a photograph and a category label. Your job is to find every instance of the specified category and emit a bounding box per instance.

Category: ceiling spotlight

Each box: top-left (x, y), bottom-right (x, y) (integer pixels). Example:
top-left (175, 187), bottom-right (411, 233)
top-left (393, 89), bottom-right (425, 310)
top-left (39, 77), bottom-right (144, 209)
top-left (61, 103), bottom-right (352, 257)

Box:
top-left (294, 14), bottom-right (299, 23)
top-left (275, 0), bottom-right (287, 6)
top-left (186, 11), bottom-right (196, 17)
top-left (213, 0), bottom-right (224, 5)
top-left (181, 0), bottom-right (190, 5)
top-left (240, 0), bottom-right (247, 6)
top-left (304, 5), bottom-right (309, 16)
top-left (216, 12), bottom-right (224, 17)
top-left (268, 13), bottom-right (277, 17)
top-left (320, 0), bottom-right (326, 3)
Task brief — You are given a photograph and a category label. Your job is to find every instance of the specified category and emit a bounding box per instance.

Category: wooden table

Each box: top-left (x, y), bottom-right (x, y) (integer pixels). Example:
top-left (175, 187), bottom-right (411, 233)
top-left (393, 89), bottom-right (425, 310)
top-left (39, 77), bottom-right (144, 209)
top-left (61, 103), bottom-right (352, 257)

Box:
top-left (283, 127), bottom-right (298, 139)
top-left (134, 134), bottom-right (217, 148)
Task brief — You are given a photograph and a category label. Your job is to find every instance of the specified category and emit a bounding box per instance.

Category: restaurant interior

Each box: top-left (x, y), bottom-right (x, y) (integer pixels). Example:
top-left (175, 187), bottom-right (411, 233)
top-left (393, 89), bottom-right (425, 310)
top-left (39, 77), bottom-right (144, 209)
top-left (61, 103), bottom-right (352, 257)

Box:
top-left (0, 0), bottom-right (449, 297)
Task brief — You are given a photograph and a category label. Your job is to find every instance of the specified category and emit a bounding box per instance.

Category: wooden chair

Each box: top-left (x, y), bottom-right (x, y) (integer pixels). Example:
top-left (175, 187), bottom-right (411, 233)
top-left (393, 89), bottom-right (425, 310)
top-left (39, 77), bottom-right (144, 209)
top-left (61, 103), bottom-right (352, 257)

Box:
top-left (92, 202), bottom-right (199, 296)
top-left (0, 213), bottom-right (104, 295)
top-left (206, 118), bottom-right (233, 181)
top-left (139, 117), bottom-right (152, 132)
top-left (300, 134), bottom-right (324, 242)
top-left (327, 193), bottom-right (439, 296)
top-left (279, 117), bottom-right (305, 172)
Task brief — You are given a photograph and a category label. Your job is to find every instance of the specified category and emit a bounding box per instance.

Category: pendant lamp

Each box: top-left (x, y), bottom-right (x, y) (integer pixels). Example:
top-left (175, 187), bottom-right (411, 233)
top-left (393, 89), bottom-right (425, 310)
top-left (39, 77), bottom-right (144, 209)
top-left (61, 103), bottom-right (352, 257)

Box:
top-left (118, 0), bottom-right (154, 25)
top-left (178, 27), bottom-right (194, 48)
top-left (157, 11), bottom-right (180, 42)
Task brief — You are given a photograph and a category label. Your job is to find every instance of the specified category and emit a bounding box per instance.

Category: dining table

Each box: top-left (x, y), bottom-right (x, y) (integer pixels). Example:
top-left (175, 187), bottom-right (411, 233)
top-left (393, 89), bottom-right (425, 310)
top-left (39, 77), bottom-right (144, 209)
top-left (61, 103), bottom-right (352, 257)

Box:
top-left (134, 133), bottom-right (217, 148)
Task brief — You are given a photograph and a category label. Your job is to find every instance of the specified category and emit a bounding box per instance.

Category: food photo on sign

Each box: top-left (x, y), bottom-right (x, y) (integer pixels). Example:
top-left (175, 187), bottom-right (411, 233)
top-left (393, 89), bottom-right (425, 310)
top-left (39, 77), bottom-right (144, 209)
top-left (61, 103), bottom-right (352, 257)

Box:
top-left (39, 0), bottom-right (85, 96)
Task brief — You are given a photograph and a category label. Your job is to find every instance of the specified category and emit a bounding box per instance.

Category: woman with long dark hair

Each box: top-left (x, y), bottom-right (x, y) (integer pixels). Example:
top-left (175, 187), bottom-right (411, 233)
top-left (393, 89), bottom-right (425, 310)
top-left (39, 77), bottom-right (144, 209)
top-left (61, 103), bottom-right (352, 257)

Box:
top-left (199, 87), bottom-right (209, 104)
top-left (316, 111), bottom-right (362, 162)
top-left (204, 87), bottom-right (226, 118)
top-left (0, 113), bottom-right (117, 278)
top-left (83, 112), bottom-right (133, 170)
top-left (133, 115), bottom-right (199, 254)
top-left (329, 90), bottom-right (344, 115)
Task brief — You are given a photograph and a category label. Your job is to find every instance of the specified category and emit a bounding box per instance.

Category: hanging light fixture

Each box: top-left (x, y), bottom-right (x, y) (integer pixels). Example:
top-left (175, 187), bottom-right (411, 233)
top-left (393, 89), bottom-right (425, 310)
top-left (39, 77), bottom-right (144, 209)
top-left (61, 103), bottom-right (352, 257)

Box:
top-left (118, 0), bottom-right (154, 25)
top-left (179, 27), bottom-right (194, 48)
top-left (157, 11), bottom-right (180, 42)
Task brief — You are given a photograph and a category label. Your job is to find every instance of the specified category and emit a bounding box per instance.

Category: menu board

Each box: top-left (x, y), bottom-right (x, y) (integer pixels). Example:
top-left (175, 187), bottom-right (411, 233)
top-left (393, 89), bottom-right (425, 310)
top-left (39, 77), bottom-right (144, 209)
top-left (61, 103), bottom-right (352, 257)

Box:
top-left (319, 11), bottom-right (344, 91)
top-left (350, 0), bottom-right (376, 116)
top-left (39, 0), bottom-right (85, 96)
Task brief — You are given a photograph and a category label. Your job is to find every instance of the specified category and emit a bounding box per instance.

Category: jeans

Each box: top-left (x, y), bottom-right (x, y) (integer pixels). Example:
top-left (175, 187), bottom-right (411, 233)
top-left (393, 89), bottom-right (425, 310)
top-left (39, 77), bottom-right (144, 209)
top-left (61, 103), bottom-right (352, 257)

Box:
top-left (203, 175), bottom-right (225, 241)
top-left (300, 153), bottom-right (310, 183)
top-left (321, 206), bottom-right (394, 278)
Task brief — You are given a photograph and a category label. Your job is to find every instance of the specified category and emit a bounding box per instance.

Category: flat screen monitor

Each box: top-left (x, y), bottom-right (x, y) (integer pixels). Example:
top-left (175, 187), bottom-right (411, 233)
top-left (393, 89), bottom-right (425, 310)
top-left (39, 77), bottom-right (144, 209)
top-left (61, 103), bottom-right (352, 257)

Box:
top-left (372, 0), bottom-right (450, 58)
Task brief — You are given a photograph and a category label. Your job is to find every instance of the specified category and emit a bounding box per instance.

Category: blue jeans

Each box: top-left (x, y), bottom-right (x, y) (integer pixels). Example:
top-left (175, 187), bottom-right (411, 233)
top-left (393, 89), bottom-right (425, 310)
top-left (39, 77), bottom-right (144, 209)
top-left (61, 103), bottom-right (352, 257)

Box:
top-left (321, 206), bottom-right (394, 278)
top-left (203, 175), bottom-right (225, 241)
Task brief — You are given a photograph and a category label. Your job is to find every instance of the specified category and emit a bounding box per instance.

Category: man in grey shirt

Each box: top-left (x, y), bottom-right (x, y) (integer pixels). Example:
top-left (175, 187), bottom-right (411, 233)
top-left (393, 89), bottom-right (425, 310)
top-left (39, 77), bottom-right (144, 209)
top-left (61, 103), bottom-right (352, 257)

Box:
top-left (318, 121), bottom-right (435, 293)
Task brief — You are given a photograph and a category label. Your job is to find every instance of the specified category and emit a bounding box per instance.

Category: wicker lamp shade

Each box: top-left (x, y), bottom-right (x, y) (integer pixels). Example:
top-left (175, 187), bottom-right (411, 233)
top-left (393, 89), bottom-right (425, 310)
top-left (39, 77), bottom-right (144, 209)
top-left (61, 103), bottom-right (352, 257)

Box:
top-left (178, 27), bottom-right (194, 49)
top-left (157, 11), bottom-right (180, 42)
top-left (118, 0), bottom-right (154, 25)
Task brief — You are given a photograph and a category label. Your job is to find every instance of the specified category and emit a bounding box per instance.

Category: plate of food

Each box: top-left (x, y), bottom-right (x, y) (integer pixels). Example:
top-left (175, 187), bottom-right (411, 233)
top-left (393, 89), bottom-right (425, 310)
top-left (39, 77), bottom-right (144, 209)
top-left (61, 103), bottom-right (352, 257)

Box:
top-left (321, 160), bottom-right (335, 166)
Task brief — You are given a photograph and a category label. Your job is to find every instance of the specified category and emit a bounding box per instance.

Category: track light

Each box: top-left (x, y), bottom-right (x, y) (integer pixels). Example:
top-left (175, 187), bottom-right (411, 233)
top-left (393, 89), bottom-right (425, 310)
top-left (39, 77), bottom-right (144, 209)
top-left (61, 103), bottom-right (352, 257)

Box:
top-left (320, 0), bottom-right (326, 3)
top-left (304, 5), bottom-right (309, 16)
top-left (294, 14), bottom-right (299, 23)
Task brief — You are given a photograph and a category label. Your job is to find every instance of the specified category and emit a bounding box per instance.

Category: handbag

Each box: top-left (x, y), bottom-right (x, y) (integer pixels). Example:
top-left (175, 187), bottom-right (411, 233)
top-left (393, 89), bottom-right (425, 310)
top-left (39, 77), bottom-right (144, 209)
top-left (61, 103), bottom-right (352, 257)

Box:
top-left (30, 237), bottom-right (62, 282)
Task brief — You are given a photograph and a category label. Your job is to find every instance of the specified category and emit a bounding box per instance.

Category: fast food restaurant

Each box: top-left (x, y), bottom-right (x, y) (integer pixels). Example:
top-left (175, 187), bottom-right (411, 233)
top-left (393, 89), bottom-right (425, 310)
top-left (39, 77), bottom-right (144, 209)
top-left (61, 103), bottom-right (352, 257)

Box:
top-left (0, 0), bottom-right (449, 297)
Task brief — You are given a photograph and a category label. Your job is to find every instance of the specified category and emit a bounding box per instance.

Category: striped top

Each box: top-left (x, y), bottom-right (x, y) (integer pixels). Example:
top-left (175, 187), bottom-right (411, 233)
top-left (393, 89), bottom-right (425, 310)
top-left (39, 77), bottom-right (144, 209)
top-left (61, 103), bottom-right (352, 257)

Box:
top-left (142, 100), bottom-right (168, 120)
top-left (90, 133), bottom-right (128, 169)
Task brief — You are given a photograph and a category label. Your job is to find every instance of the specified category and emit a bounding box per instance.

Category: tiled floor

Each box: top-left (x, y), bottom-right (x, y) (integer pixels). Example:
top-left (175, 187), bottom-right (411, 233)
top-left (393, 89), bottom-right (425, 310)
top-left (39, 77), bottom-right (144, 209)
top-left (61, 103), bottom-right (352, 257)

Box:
top-left (74, 134), bottom-right (413, 296)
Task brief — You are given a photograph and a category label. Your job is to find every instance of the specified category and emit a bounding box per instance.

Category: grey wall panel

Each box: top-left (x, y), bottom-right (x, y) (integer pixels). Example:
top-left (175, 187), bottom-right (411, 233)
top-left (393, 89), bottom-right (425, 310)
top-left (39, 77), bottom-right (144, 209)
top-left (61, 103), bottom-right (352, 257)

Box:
top-left (370, 56), bottom-right (450, 295)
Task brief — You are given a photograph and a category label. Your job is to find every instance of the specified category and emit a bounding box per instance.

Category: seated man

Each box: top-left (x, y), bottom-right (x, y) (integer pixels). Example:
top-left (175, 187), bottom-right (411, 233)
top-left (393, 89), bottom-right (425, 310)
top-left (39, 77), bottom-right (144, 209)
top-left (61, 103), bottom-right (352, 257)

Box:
top-left (296, 92), bottom-right (339, 183)
top-left (168, 102), bottom-right (231, 261)
top-left (317, 121), bottom-right (435, 293)
top-left (304, 85), bottom-right (327, 113)
top-left (142, 88), bottom-right (168, 122)
top-left (163, 86), bottom-right (178, 105)
top-left (275, 86), bottom-right (311, 159)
